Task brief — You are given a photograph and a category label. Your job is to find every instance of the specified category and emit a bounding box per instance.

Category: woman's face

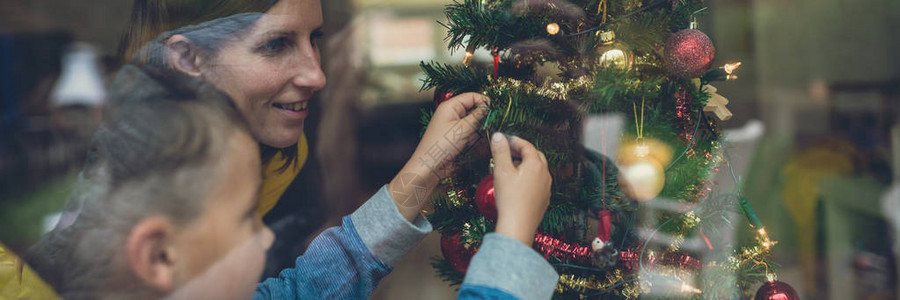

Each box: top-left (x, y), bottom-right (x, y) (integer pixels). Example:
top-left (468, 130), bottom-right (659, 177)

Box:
top-left (203, 0), bottom-right (326, 149)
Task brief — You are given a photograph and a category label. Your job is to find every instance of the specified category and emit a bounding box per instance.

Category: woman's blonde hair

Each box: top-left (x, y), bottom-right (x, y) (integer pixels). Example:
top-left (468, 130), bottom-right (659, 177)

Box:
top-left (118, 0), bottom-right (276, 65)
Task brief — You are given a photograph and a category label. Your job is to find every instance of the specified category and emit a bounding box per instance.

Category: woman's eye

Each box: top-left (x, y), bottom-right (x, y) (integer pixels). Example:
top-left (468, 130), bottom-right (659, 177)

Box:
top-left (310, 30), bottom-right (324, 47)
top-left (260, 37), bottom-right (290, 55)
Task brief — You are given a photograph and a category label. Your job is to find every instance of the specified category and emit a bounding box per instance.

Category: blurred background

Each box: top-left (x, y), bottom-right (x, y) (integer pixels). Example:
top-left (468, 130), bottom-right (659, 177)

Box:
top-left (1, 0), bottom-right (898, 299)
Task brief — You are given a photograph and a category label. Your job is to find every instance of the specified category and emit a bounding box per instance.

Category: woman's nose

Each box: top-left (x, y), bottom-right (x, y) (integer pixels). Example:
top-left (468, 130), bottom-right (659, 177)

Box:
top-left (261, 225), bottom-right (275, 250)
top-left (292, 49), bottom-right (327, 92)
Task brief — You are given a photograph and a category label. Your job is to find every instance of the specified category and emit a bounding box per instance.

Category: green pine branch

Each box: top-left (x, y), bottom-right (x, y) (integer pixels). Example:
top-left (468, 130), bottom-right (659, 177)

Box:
top-left (420, 61), bottom-right (492, 93)
top-left (430, 257), bottom-right (465, 288)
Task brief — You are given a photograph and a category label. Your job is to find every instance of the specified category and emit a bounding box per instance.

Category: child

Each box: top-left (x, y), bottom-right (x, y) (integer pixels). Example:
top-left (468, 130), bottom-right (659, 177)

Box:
top-left (27, 64), bottom-right (559, 299)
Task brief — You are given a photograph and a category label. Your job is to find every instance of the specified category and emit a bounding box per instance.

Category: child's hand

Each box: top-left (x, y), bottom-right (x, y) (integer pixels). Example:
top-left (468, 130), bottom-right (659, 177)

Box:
top-left (489, 133), bottom-right (552, 246)
top-left (389, 93), bottom-right (489, 221)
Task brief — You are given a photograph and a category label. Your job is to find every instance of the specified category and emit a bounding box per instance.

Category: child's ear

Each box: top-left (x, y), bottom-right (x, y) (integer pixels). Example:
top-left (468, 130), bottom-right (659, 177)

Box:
top-left (126, 216), bottom-right (177, 292)
top-left (166, 34), bottom-right (204, 77)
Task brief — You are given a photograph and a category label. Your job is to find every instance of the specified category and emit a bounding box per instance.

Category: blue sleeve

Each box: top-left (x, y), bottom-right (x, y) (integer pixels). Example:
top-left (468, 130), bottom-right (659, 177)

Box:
top-left (252, 216), bottom-right (390, 299)
top-left (253, 185), bottom-right (431, 299)
top-left (460, 233), bottom-right (560, 300)
top-left (458, 284), bottom-right (520, 299)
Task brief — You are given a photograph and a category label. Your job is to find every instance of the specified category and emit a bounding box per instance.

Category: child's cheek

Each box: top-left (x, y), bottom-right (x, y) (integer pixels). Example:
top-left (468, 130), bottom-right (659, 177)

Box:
top-left (165, 232), bottom-right (270, 300)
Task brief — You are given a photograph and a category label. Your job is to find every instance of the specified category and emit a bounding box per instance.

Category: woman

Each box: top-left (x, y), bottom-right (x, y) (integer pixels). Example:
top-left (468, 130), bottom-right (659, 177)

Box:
top-left (120, 0), bottom-right (323, 220)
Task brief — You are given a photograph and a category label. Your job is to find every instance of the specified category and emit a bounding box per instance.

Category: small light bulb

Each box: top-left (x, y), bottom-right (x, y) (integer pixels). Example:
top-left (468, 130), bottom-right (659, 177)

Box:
top-left (727, 75), bottom-right (739, 81)
top-left (758, 228), bottom-right (773, 249)
top-left (723, 62), bottom-right (742, 74)
top-left (546, 23), bottom-right (560, 35)
top-left (463, 51), bottom-right (475, 66)
top-left (680, 282), bottom-right (702, 294)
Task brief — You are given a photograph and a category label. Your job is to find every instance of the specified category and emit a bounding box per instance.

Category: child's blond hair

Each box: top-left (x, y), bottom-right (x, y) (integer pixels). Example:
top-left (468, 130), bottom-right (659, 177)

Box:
top-left (26, 65), bottom-right (249, 299)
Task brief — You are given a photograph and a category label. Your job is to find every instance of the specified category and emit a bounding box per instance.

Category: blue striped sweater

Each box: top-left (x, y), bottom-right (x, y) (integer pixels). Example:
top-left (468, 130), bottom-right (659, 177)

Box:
top-left (253, 185), bottom-right (559, 299)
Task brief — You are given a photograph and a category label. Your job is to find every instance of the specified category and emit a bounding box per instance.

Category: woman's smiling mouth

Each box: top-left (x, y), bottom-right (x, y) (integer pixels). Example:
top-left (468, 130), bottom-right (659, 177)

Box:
top-left (273, 102), bottom-right (309, 119)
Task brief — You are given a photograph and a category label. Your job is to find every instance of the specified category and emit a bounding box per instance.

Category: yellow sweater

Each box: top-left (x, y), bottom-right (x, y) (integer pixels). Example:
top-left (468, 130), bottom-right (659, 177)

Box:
top-left (0, 243), bottom-right (60, 299)
top-left (257, 134), bottom-right (309, 216)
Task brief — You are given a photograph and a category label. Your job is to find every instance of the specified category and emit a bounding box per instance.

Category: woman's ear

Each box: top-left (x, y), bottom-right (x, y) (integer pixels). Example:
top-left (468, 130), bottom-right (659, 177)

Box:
top-left (166, 35), bottom-right (204, 77)
top-left (126, 216), bottom-right (178, 292)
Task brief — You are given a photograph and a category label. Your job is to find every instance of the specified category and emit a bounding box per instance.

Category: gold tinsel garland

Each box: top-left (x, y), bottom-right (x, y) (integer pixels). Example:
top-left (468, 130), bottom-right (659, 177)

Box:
top-left (557, 270), bottom-right (644, 299)
top-left (621, 0), bottom-right (643, 13)
top-left (490, 76), bottom-right (593, 102)
top-left (729, 245), bottom-right (772, 273)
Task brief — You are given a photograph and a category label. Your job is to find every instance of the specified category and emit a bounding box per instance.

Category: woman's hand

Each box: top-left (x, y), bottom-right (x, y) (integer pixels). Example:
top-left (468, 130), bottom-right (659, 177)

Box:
top-left (489, 133), bottom-right (552, 246)
top-left (389, 93), bottom-right (489, 221)
top-left (416, 92), bottom-right (490, 177)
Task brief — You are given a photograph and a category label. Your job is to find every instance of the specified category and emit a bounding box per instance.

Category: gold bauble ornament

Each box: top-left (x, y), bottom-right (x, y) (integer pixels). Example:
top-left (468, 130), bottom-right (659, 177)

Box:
top-left (595, 30), bottom-right (634, 70)
top-left (618, 139), bottom-right (674, 166)
top-left (619, 158), bottom-right (665, 202)
top-left (617, 138), bottom-right (672, 201)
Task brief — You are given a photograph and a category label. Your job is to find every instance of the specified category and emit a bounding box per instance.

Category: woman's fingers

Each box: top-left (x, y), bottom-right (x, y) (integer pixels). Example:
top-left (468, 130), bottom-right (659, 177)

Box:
top-left (459, 102), bottom-right (488, 127)
top-left (441, 93), bottom-right (486, 117)
top-left (433, 93), bottom-right (490, 146)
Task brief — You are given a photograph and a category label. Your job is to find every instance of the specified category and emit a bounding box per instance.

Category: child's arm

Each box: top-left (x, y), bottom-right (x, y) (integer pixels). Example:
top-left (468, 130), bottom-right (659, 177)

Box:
top-left (457, 134), bottom-right (559, 299)
top-left (253, 185), bottom-right (431, 299)
top-left (458, 234), bottom-right (559, 299)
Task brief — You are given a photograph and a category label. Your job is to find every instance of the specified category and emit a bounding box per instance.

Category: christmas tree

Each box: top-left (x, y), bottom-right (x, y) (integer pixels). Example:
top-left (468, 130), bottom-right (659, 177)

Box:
top-left (421, 0), bottom-right (795, 299)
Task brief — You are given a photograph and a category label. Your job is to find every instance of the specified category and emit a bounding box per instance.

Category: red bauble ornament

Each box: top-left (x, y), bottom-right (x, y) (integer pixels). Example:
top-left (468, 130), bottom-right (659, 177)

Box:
top-left (754, 280), bottom-right (799, 300)
top-left (475, 174), bottom-right (497, 221)
top-left (433, 89), bottom-right (455, 110)
top-left (440, 233), bottom-right (477, 273)
top-left (664, 29), bottom-right (716, 78)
